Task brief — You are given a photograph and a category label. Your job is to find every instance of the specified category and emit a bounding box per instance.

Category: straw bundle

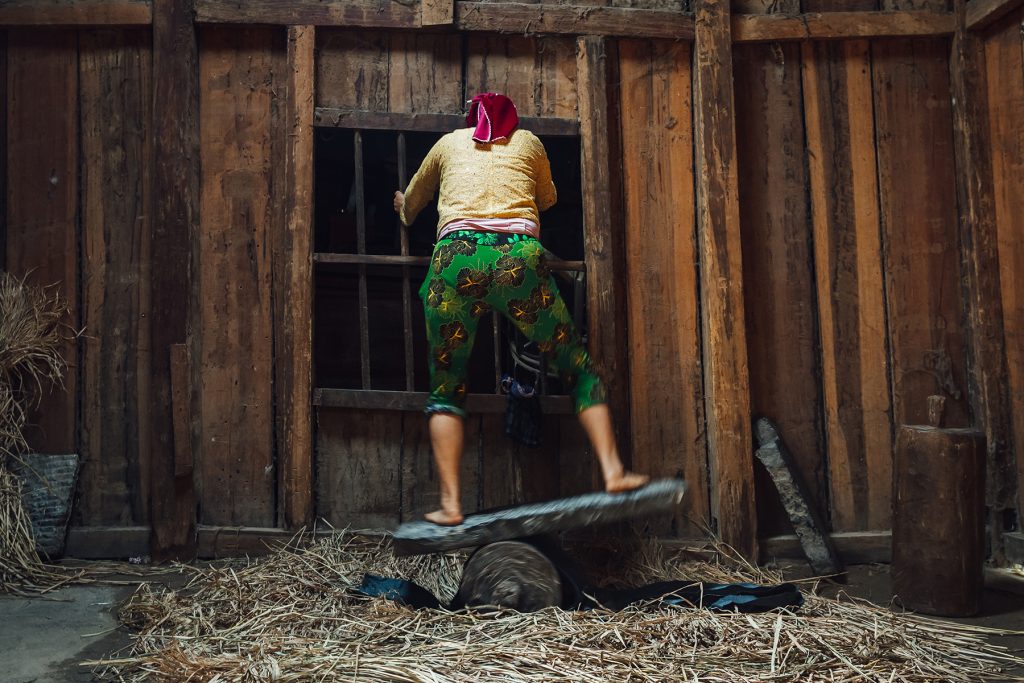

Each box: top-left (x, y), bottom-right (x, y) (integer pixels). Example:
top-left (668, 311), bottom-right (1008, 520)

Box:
top-left (92, 533), bottom-right (1024, 682)
top-left (0, 271), bottom-right (71, 592)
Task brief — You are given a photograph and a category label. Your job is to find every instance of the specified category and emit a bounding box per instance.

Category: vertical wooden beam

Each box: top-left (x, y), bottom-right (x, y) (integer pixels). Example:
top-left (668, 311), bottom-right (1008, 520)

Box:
top-left (950, 0), bottom-right (1016, 561)
top-left (274, 25), bottom-right (315, 530)
top-left (0, 30), bottom-right (6, 269)
top-left (151, 0), bottom-right (198, 560)
top-left (984, 10), bottom-right (1024, 536)
top-left (577, 35), bottom-right (631, 472)
top-left (692, 0), bottom-right (757, 558)
top-left (6, 30), bottom-right (78, 456)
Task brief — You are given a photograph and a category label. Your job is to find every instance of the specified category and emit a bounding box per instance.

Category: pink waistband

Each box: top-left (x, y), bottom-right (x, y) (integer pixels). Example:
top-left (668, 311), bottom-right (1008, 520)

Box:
top-left (438, 217), bottom-right (540, 240)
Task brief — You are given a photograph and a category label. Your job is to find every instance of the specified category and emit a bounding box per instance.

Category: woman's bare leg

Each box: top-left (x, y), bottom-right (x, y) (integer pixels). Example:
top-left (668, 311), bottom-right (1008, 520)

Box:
top-left (425, 412), bottom-right (466, 525)
top-left (578, 404), bottom-right (650, 493)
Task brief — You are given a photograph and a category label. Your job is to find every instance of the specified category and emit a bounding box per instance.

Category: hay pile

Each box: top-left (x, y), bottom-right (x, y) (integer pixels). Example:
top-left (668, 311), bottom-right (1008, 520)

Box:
top-left (0, 271), bottom-right (71, 592)
top-left (91, 533), bottom-right (1024, 682)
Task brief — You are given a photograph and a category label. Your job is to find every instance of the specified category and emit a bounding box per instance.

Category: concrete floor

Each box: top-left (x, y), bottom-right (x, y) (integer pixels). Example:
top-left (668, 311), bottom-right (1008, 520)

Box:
top-left (3, 564), bottom-right (1024, 682)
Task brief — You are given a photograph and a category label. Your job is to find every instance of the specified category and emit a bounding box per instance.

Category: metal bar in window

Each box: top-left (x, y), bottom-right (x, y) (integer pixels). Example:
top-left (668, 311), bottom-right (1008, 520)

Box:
top-left (355, 130), bottom-right (371, 389)
top-left (397, 133), bottom-right (414, 392)
top-left (493, 314), bottom-right (501, 393)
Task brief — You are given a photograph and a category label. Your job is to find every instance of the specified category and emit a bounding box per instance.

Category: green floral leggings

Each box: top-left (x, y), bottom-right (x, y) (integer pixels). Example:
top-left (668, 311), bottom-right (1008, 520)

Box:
top-left (419, 229), bottom-right (606, 417)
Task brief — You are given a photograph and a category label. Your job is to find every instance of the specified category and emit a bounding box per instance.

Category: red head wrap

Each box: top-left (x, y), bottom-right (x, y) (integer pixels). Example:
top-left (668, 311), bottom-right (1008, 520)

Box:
top-left (466, 93), bottom-right (519, 143)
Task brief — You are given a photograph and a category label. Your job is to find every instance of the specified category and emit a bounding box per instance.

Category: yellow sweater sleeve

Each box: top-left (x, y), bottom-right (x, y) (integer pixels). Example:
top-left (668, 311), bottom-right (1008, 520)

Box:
top-left (532, 136), bottom-right (557, 212)
top-left (400, 136), bottom-right (444, 227)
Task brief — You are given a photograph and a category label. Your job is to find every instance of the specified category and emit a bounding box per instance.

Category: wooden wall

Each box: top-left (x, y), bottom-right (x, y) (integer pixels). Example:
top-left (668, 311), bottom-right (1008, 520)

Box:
top-left (982, 6), bottom-right (1024, 534)
top-left (2, 0), bottom-right (1019, 558)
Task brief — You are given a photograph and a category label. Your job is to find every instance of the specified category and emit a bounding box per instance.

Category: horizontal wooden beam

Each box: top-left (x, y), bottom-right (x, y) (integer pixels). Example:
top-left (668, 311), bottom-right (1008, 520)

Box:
top-left (0, 0), bottom-right (151, 25)
top-left (732, 10), bottom-right (954, 42)
top-left (314, 108), bottom-right (580, 137)
top-left (195, 0), bottom-right (419, 27)
top-left (315, 388), bottom-right (576, 414)
top-left (966, 0), bottom-right (1023, 29)
top-left (314, 252), bottom-right (585, 272)
top-left (761, 531), bottom-right (893, 565)
top-left (456, 1), bottom-right (695, 39)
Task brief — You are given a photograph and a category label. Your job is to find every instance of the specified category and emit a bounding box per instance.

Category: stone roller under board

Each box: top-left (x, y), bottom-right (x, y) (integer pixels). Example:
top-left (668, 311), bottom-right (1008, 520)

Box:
top-left (393, 478), bottom-right (688, 556)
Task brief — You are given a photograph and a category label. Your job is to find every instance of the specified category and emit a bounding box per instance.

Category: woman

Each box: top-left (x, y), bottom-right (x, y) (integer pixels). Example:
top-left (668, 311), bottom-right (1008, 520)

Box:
top-left (394, 93), bottom-right (648, 526)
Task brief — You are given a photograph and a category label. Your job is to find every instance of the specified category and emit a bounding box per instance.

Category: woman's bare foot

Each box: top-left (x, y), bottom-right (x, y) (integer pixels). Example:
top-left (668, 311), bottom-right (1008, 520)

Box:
top-left (425, 508), bottom-right (464, 526)
top-left (605, 471), bottom-right (650, 493)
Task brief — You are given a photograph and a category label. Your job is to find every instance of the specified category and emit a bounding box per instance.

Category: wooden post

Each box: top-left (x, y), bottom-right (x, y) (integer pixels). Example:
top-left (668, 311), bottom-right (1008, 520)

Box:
top-left (150, 0), bottom-right (198, 561)
top-left (576, 35), bottom-right (631, 471)
top-left (950, 0), bottom-right (1016, 563)
top-left (692, 0), bottom-right (757, 559)
top-left (275, 25), bottom-right (315, 530)
top-left (893, 397), bottom-right (985, 616)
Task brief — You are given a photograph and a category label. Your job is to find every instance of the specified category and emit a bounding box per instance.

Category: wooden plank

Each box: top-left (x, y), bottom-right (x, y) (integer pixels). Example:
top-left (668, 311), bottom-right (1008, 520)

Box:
top-left (6, 29), bottom-right (78, 455)
top-left (950, 0), bottom-right (1016, 561)
top-left (0, 30), bottom-right (5, 269)
top-left (354, 131), bottom-right (371, 389)
top-left (456, 2), bottom-right (696, 39)
top-left (315, 388), bottom-right (576, 413)
top-left (316, 30), bottom-right (389, 111)
top-left (422, 0), bottom-right (454, 25)
top-left (274, 25), bottom-right (315, 530)
top-left (196, 0), bottom-right (420, 27)
top-left (315, 409), bottom-right (404, 528)
top-left (802, 38), bottom-right (893, 531)
top-left (872, 39), bottom-right (970, 429)
top-left (314, 108), bottom-right (580, 136)
top-left (618, 39), bottom-right (707, 537)
top-left (692, 0), bottom-right (757, 559)
top-left (197, 26), bottom-right (278, 527)
top-left (78, 28), bottom-right (152, 526)
top-left (760, 530), bottom-right (892, 564)
top-left (967, 0), bottom-right (1024, 29)
top-left (733, 38), bottom-right (826, 537)
top-left (984, 9), bottom-right (1024, 523)
top-left (464, 34), bottom-right (543, 116)
top-left (387, 32), bottom-right (462, 115)
top-left (0, 0), bottom-right (151, 25)
top-left (732, 10), bottom-right (955, 42)
top-left (577, 36), bottom-right (632, 469)
top-left (150, 0), bottom-right (197, 561)
top-left (170, 344), bottom-right (192, 478)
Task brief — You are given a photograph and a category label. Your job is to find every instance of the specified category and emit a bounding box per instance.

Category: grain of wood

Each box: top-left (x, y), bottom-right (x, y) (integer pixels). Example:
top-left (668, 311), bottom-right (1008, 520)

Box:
top-left (802, 38), bottom-right (893, 531)
top-left (5, 29), bottom-right (78, 456)
top-left (197, 26), bottom-right (277, 527)
top-left (78, 29), bottom-right (153, 526)
top-left (317, 30), bottom-right (389, 111)
top-left (619, 39), bottom-right (707, 537)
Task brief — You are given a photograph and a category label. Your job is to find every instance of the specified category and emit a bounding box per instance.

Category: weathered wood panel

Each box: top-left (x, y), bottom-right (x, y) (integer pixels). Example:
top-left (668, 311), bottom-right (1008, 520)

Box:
top-left (693, 0), bottom-right (757, 557)
top-left (967, 0), bottom-right (1024, 28)
top-left (619, 39), bottom-right (707, 536)
top-left (273, 25), bottom-right (315, 530)
top-left (1, 31), bottom-right (6, 274)
top-left (78, 29), bottom-right (152, 526)
top-left (150, 0), bottom-right (198, 561)
top-left (317, 30), bottom-right (389, 111)
top-left (984, 9), bottom-right (1024, 517)
top-left (733, 35), bottom-right (826, 536)
top-left (872, 7), bottom-right (969, 429)
top-left (0, 0), bottom-right (152, 25)
top-left (317, 409), bottom-right (403, 528)
top-left (387, 32), bottom-right (462, 114)
top-left (951, 0), bottom-right (1015, 562)
top-left (465, 35), bottom-right (577, 119)
top-left (6, 29), bottom-right (78, 455)
top-left (197, 26), bottom-right (278, 526)
top-left (732, 10), bottom-right (955, 41)
top-left (802, 36), bottom-right (894, 531)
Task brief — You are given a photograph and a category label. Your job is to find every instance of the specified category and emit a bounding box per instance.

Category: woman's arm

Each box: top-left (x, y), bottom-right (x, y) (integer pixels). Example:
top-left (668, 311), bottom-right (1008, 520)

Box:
top-left (533, 136), bottom-right (557, 212)
top-left (397, 137), bottom-right (445, 226)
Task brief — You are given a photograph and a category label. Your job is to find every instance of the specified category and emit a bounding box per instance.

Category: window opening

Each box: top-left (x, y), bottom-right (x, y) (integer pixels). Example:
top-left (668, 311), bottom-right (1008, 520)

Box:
top-left (313, 123), bottom-right (586, 409)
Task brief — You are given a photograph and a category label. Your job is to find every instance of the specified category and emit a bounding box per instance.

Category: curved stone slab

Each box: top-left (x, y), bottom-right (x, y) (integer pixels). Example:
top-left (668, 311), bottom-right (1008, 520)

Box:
top-left (393, 478), bottom-right (687, 556)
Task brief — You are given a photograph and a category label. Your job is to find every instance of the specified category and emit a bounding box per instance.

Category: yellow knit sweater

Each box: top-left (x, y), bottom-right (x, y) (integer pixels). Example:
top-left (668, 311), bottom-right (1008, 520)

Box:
top-left (399, 128), bottom-right (557, 233)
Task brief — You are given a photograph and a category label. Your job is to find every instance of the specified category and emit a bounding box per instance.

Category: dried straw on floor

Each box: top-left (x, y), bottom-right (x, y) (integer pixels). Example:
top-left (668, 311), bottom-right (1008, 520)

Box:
top-left (91, 533), bottom-right (1024, 682)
